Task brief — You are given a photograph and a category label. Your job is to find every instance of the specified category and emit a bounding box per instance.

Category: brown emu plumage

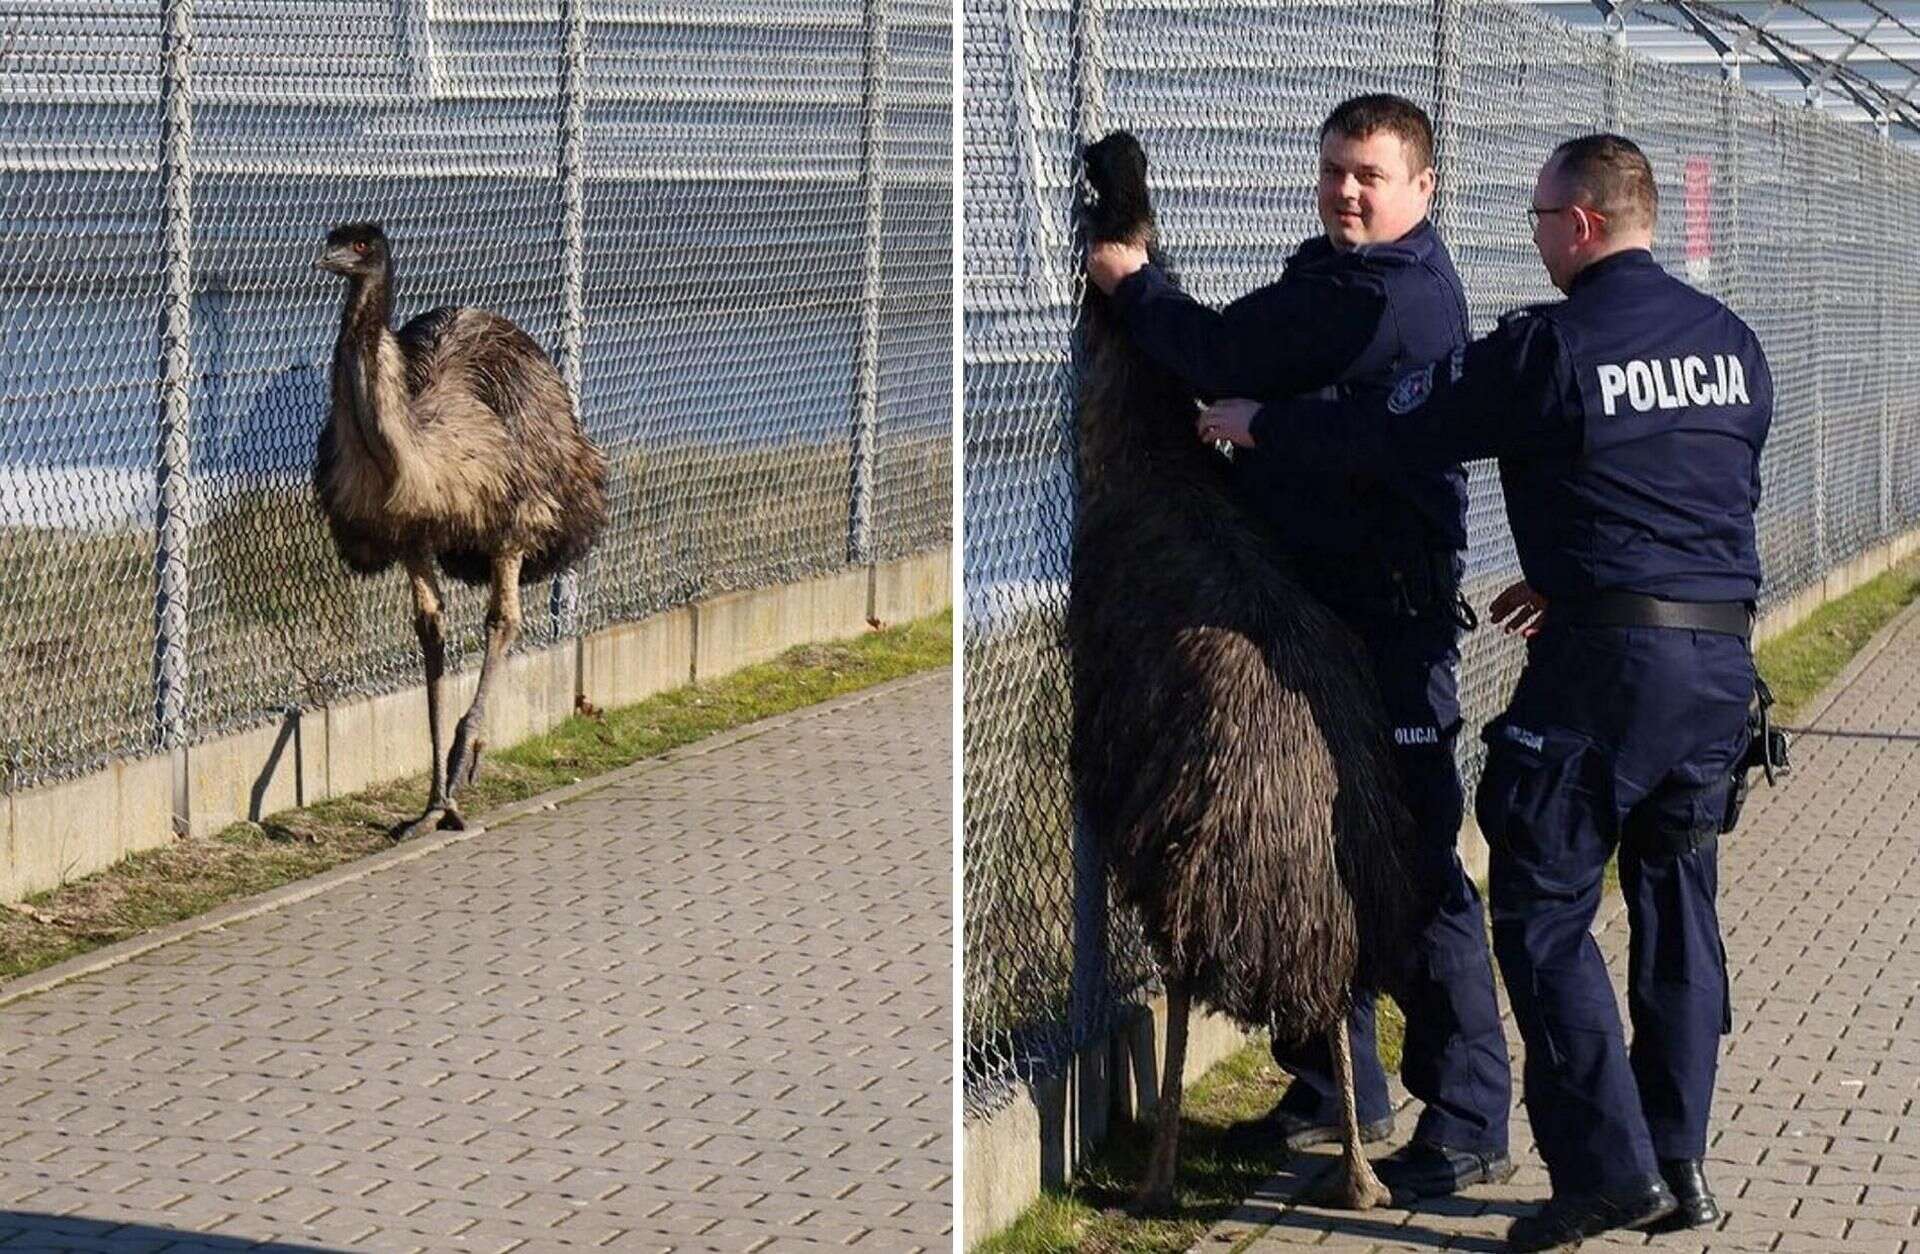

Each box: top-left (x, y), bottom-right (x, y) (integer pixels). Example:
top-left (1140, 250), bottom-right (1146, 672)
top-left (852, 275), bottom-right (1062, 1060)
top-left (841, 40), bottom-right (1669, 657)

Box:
top-left (1067, 133), bottom-right (1427, 1211)
top-left (314, 222), bottom-right (608, 838)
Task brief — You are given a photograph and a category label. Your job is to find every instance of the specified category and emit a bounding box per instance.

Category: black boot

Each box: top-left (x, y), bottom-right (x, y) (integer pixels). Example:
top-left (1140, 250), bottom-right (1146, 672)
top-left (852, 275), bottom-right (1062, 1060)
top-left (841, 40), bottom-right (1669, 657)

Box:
top-left (1640, 1158), bottom-right (1721, 1231)
top-left (1373, 1140), bottom-right (1516, 1203)
top-left (1506, 1175), bottom-right (1676, 1251)
top-left (1220, 1102), bottom-right (1394, 1155)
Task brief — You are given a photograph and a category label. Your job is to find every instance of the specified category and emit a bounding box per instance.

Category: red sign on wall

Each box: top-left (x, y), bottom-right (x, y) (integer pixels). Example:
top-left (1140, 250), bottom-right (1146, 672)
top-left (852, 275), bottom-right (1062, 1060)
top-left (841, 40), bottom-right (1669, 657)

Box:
top-left (1685, 156), bottom-right (1712, 284)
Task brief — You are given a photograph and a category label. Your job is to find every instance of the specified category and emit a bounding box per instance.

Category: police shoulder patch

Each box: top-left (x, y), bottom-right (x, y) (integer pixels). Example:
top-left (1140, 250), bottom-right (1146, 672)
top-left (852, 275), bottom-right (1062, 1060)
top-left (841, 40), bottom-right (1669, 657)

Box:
top-left (1387, 364), bottom-right (1435, 414)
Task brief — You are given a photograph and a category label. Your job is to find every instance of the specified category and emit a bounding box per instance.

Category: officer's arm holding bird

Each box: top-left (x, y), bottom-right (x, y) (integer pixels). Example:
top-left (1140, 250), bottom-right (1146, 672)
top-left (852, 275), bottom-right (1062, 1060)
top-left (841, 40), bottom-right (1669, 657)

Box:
top-left (1194, 311), bottom-right (1578, 471)
top-left (1087, 240), bottom-right (1392, 401)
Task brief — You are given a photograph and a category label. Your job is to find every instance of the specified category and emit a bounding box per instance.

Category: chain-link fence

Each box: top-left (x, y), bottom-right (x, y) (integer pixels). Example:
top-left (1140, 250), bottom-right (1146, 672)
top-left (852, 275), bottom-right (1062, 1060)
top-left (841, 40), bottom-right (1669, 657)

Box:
top-left (0, 0), bottom-right (951, 791)
top-left (963, 0), bottom-right (1920, 1114)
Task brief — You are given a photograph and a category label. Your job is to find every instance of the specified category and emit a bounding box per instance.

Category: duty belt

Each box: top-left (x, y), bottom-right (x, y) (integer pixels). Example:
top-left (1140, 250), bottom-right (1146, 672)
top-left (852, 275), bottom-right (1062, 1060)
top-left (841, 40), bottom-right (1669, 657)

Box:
top-left (1558, 590), bottom-right (1755, 640)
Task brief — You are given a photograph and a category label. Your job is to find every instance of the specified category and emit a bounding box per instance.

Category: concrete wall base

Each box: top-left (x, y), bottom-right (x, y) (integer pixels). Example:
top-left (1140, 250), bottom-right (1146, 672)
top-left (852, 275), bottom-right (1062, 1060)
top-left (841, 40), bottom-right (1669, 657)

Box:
top-left (2, 548), bottom-right (951, 903)
top-left (963, 994), bottom-right (1246, 1247)
top-left (1755, 528), bottom-right (1920, 645)
top-left (872, 546), bottom-right (951, 627)
top-left (5, 754), bottom-right (172, 901)
top-left (695, 568), bottom-right (872, 678)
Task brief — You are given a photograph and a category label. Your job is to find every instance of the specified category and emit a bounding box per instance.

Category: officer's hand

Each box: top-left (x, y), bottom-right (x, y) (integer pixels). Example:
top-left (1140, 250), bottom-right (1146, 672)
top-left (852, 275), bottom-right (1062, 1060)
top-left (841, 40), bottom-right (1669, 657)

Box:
top-left (1489, 579), bottom-right (1547, 637)
top-left (1196, 398), bottom-right (1259, 449)
top-left (1086, 241), bottom-right (1148, 295)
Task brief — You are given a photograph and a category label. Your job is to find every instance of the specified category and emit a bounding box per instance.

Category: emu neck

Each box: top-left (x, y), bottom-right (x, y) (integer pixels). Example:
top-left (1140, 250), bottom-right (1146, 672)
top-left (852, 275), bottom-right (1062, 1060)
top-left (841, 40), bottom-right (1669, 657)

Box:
top-left (340, 265), bottom-right (393, 336)
top-left (333, 266), bottom-right (412, 480)
top-left (1076, 289), bottom-right (1214, 494)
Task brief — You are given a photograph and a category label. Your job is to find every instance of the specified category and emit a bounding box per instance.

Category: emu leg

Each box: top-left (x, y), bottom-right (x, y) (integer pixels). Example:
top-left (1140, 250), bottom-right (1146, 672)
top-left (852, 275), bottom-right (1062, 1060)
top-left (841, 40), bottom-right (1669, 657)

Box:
top-left (394, 562), bottom-right (455, 840)
top-left (1132, 979), bottom-right (1189, 1217)
top-left (444, 552), bottom-right (523, 816)
top-left (1302, 1018), bottom-right (1391, 1210)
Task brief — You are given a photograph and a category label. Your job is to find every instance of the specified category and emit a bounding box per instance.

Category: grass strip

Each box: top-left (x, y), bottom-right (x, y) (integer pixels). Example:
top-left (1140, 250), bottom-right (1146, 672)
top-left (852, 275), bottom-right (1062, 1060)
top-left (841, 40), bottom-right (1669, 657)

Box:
top-left (1755, 558), bottom-right (1920, 721)
top-left (0, 610), bottom-right (950, 984)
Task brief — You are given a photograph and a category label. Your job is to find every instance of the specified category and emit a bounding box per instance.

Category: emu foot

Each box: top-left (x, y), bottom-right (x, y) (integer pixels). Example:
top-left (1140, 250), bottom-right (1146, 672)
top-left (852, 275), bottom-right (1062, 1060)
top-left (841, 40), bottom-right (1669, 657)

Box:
top-left (390, 805), bottom-right (465, 842)
top-left (1299, 1155), bottom-right (1392, 1211)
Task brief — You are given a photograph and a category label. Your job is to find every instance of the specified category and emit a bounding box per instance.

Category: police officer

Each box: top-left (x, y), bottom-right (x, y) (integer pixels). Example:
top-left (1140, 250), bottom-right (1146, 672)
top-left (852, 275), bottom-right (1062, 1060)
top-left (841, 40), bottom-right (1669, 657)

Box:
top-left (1202, 134), bottom-right (1769, 1249)
top-left (1087, 94), bottom-right (1514, 1202)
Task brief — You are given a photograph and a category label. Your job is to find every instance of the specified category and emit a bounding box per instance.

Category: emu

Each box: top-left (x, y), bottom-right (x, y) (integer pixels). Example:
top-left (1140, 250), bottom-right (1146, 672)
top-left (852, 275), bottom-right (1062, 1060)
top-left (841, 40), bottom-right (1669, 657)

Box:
top-left (1067, 132), bottom-right (1427, 1214)
top-left (314, 222), bottom-right (608, 840)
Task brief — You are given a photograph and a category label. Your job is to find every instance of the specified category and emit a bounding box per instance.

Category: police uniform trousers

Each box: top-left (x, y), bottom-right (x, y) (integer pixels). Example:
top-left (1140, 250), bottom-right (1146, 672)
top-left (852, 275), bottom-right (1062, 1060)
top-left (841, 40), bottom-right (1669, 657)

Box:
top-left (1272, 611), bottom-right (1513, 1155)
top-left (1476, 622), bottom-right (1748, 1195)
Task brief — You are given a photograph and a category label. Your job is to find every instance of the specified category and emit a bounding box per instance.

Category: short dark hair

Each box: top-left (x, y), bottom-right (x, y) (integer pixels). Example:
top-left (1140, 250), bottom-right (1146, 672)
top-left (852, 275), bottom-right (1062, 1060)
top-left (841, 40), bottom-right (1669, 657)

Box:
top-left (1548, 133), bottom-right (1658, 231)
top-left (1319, 94), bottom-right (1435, 174)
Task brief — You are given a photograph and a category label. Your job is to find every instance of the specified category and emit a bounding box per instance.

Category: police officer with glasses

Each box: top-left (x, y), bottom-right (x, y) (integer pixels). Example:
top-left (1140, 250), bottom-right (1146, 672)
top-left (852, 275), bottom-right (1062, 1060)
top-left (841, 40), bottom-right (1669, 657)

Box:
top-left (1198, 133), bottom-right (1771, 1250)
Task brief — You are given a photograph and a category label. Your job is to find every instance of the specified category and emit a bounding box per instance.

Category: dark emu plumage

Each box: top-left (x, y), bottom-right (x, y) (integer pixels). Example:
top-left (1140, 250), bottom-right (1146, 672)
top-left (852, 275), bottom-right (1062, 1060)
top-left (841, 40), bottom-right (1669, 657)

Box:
top-left (1067, 132), bottom-right (1429, 1213)
top-left (314, 222), bottom-right (609, 840)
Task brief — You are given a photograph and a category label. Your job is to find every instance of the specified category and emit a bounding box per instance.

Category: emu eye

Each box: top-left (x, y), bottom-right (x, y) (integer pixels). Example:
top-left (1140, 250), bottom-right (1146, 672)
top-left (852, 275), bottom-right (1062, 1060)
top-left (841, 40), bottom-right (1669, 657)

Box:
top-left (352, 241), bottom-right (368, 254)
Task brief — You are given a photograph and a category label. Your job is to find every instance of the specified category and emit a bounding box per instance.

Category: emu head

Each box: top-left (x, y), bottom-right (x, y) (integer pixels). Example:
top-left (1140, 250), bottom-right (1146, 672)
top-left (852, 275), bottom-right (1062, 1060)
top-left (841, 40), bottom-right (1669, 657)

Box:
top-left (316, 222), bottom-right (391, 279)
top-left (1079, 131), bottom-right (1156, 250)
top-left (1074, 131), bottom-right (1189, 484)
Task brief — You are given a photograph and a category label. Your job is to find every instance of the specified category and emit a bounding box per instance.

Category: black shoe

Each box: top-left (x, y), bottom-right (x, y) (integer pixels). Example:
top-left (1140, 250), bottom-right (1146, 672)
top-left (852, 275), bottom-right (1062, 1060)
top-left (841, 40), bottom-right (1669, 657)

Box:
top-left (1373, 1140), bottom-right (1516, 1203)
top-left (1220, 1103), bottom-right (1394, 1154)
top-left (1638, 1158), bottom-right (1720, 1232)
top-left (1505, 1176), bottom-right (1677, 1252)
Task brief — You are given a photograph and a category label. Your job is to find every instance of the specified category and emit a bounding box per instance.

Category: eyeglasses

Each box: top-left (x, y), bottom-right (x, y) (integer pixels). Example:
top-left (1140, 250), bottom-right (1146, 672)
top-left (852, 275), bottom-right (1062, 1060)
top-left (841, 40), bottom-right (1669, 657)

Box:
top-left (1527, 204), bottom-right (1607, 227)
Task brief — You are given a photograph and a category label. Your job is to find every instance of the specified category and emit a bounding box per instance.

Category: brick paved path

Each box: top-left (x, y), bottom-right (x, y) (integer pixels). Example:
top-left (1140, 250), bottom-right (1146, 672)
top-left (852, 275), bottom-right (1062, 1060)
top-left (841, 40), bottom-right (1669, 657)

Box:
top-left (0, 672), bottom-right (952, 1254)
top-left (1211, 606), bottom-right (1920, 1253)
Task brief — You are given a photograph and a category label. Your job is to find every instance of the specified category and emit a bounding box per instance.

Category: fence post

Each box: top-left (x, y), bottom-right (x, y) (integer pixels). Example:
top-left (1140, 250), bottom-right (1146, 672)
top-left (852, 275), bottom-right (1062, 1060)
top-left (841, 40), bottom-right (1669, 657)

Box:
top-left (849, 0), bottom-right (888, 567)
top-left (1431, 0), bottom-right (1462, 254)
top-left (1720, 69), bottom-right (1739, 311)
top-left (553, 0), bottom-right (587, 643)
top-left (157, 0), bottom-right (195, 835)
top-left (1878, 129), bottom-right (1892, 539)
top-left (1066, 0), bottom-right (1109, 1059)
top-left (400, 0), bottom-right (437, 99)
top-left (1604, 17), bottom-right (1628, 130)
top-left (1805, 115), bottom-right (1827, 570)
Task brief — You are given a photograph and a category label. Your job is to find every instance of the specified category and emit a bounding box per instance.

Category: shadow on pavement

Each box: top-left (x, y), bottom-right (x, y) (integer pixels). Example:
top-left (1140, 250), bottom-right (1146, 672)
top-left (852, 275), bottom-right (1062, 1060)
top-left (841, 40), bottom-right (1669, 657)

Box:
top-left (1218, 1148), bottom-right (1526, 1252)
top-left (0, 1212), bottom-right (346, 1253)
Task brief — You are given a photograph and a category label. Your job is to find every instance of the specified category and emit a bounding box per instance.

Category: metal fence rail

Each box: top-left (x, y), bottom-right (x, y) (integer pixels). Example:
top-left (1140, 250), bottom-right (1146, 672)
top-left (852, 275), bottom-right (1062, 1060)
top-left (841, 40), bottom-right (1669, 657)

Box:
top-left (962, 0), bottom-right (1920, 1113)
top-left (0, 0), bottom-right (951, 791)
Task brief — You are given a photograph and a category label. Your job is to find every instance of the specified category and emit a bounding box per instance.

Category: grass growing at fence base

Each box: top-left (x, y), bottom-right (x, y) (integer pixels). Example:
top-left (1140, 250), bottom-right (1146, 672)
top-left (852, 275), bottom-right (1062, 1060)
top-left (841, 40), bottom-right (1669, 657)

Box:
top-left (975, 1003), bottom-right (1405, 1254)
top-left (1756, 558), bottom-right (1920, 720)
top-left (0, 610), bottom-right (950, 984)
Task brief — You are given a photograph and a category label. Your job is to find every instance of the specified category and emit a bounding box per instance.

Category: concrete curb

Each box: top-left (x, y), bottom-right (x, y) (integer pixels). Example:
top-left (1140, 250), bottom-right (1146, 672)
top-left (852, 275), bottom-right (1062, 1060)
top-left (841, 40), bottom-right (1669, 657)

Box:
top-left (0, 668), bottom-right (947, 1011)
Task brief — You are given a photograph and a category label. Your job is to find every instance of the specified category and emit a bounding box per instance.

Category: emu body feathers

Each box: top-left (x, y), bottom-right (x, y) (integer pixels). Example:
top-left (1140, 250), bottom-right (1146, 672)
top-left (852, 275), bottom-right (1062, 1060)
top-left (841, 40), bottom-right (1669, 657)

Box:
top-left (1067, 132), bottom-right (1427, 1213)
top-left (316, 294), bottom-right (606, 589)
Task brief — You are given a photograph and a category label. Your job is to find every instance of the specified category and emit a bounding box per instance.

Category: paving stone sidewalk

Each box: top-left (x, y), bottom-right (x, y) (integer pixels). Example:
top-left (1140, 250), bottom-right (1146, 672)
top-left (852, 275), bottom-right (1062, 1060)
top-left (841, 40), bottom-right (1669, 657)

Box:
top-left (1208, 606), bottom-right (1920, 1253)
top-left (0, 671), bottom-right (952, 1254)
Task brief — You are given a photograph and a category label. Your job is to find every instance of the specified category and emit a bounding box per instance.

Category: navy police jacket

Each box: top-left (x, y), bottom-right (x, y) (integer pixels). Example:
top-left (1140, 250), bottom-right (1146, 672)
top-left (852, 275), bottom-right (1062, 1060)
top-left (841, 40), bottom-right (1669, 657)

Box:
top-left (1111, 219), bottom-right (1471, 597)
top-left (1265, 249), bottom-right (1771, 604)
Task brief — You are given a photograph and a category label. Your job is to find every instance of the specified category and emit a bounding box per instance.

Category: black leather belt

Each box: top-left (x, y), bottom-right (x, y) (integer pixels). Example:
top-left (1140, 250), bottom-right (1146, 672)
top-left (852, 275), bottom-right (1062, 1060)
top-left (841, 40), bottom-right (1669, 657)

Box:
top-left (1558, 591), bottom-right (1754, 640)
